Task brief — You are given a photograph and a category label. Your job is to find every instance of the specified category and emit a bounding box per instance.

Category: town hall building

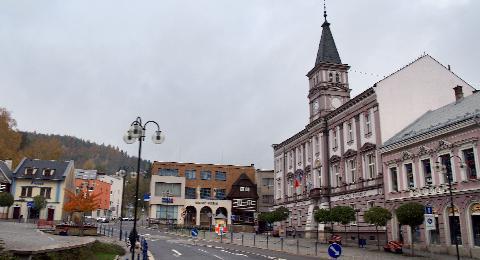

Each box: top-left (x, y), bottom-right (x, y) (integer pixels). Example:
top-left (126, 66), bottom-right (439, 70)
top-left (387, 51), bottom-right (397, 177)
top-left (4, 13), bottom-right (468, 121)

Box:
top-left (272, 9), bottom-right (475, 243)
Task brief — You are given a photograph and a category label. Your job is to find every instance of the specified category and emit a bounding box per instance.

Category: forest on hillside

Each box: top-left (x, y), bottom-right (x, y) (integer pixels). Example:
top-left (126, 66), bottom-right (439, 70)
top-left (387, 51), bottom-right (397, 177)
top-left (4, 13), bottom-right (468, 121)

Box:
top-left (0, 107), bottom-right (150, 173)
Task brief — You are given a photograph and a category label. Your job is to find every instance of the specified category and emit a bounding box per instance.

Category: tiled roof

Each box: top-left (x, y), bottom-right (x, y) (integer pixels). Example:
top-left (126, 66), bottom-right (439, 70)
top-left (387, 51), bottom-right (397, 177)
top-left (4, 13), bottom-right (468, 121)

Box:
top-left (384, 92), bottom-right (480, 147)
top-left (315, 20), bottom-right (342, 65)
top-left (0, 161), bottom-right (12, 183)
top-left (13, 158), bottom-right (73, 180)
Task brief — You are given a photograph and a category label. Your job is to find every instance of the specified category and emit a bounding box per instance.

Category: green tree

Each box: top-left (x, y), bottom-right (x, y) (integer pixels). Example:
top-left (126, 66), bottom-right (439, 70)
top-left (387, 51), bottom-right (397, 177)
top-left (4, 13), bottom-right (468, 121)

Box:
top-left (33, 195), bottom-right (47, 212)
top-left (364, 206), bottom-right (392, 250)
top-left (331, 206), bottom-right (356, 244)
top-left (0, 192), bottom-right (14, 219)
top-left (314, 208), bottom-right (333, 242)
top-left (396, 202), bottom-right (424, 256)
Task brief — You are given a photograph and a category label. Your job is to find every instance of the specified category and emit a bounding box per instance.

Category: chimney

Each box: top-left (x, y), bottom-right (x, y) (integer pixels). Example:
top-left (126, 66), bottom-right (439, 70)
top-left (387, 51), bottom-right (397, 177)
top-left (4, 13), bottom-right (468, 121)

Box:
top-left (448, 65), bottom-right (451, 71)
top-left (454, 86), bottom-right (464, 101)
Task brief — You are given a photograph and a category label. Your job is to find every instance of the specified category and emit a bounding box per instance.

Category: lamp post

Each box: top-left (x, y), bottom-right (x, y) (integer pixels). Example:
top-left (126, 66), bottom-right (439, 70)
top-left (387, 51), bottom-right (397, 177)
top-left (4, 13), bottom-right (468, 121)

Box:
top-left (118, 166), bottom-right (135, 241)
top-left (355, 208), bottom-right (361, 247)
top-left (435, 155), bottom-right (464, 260)
top-left (123, 117), bottom-right (165, 260)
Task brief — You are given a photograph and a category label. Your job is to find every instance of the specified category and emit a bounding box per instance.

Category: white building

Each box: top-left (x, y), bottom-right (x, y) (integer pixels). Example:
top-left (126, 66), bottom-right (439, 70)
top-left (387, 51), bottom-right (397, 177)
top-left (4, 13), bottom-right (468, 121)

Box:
top-left (98, 173), bottom-right (124, 219)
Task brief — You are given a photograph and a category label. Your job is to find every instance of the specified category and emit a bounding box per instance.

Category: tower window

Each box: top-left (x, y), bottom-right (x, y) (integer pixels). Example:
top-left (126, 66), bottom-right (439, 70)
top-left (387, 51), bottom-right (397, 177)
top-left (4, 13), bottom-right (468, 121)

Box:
top-left (336, 73), bottom-right (340, 83)
top-left (329, 72), bottom-right (333, 82)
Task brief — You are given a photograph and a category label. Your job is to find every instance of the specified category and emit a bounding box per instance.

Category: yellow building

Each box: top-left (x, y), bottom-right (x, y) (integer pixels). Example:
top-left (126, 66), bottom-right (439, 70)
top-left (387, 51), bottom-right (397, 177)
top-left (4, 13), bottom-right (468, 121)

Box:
top-left (10, 158), bottom-right (75, 222)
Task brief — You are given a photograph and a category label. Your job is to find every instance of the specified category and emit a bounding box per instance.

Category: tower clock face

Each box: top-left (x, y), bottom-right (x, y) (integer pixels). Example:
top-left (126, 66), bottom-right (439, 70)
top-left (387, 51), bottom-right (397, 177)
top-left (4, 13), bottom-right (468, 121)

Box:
top-left (331, 97), bottom-right (341, 109)
top-left (313, 100), bottom-right (319, 111)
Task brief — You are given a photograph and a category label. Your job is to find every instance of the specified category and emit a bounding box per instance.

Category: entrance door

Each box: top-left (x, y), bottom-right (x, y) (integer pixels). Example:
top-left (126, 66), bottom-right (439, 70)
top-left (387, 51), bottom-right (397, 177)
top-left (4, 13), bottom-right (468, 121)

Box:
top-left (47, 208), bottom-right (55, 221)
top-left (13, 207), bottom-right (20, 219)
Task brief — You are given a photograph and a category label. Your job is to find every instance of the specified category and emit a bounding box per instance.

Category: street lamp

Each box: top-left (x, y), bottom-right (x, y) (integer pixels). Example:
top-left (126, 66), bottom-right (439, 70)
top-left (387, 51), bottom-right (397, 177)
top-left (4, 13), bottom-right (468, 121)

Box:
top-left (123, 117), bottom-right (165, 260)
top-left (435, 155), bottom-right (465, 260)
top-left (118, 166), bottom-right (135, 241)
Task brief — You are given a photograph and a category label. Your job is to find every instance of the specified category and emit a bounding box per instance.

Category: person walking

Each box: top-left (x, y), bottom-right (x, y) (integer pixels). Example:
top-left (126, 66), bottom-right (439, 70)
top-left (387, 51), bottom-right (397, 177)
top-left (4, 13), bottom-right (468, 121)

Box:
top-left (292, 227), bottom-right (296, 239)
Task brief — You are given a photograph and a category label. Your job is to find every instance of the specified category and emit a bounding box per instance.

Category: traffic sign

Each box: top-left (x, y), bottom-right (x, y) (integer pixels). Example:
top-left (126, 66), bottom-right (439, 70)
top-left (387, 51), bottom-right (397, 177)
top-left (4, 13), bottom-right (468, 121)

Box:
top-left (27, 201), bottom-right (34, 208)
top-left (425, 206), bottom-right (433, 214)
top-left (143, 193), bottom-right (151, 202)
top-left (328, 243), bottom-right (342, 258)
top-left (425, 214), bottom-right (436, 230)
top-left (191, 228), bottom-right (198, 237)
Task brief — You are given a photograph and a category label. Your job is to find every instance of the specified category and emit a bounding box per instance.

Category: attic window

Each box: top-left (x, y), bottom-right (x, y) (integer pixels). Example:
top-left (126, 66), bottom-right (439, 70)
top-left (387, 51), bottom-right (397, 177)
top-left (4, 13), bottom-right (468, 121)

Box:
top-left (329, 72), bottom-right (333, 82)
top-left (43, 169), bottom-right (55, 176)
top-left (25, 168), bottom-right (36, 175)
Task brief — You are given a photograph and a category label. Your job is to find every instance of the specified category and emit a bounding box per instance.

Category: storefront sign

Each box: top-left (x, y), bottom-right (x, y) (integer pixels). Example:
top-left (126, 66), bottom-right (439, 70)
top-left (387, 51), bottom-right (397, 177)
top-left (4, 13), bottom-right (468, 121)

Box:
top-left (232, 199), bottom-right (256, 208)
top-left (162, 198), bottom-right (174, 203)
top-left (194, 201), bottom-right (218, 206)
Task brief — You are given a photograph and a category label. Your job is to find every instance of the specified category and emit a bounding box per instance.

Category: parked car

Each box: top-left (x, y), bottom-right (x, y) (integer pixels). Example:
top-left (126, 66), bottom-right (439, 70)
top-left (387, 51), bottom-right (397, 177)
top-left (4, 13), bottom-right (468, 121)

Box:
top-left (328, 235), bottom-right (342, 245)
top-left (384, 241), bottom-right (403, 254)
top-left (121, 217), bottom-right (130, 221)
top-left (96, 217), bottom-right (109, 223)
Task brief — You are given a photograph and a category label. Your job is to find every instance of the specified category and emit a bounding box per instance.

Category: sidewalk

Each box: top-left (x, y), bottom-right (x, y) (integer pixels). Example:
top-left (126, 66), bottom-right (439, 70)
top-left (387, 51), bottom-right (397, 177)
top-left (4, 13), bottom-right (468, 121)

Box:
top-left (0, 221), bottom-right (95, 256)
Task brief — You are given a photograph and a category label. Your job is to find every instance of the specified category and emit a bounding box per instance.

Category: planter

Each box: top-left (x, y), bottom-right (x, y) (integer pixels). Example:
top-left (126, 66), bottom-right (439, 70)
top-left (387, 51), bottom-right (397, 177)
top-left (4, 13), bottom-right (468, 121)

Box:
top-left (53, 224), bottom-right (98, 236)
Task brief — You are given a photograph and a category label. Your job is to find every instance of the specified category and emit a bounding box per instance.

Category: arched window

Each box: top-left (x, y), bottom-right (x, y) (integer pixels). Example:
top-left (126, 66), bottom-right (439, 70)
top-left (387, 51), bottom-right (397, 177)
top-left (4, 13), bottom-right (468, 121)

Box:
top-left (471, 203), bottom-right (480, 246)
top-left (328, 72), bottom-right (333, 82)
top-left (336, 73), bottom-right (340, 82)
top-left (447, 206), bottom-right (462, 245)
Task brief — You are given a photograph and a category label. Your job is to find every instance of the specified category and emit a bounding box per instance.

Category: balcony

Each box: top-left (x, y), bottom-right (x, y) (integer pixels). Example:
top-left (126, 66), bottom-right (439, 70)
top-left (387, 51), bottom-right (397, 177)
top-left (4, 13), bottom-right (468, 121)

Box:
top-left (309, 187), bottom-right (329, 198)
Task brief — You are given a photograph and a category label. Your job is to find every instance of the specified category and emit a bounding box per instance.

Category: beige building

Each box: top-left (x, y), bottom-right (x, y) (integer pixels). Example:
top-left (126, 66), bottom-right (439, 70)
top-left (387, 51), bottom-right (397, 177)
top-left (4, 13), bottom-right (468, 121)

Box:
top-left (10, 158), bottom-right (75, 221)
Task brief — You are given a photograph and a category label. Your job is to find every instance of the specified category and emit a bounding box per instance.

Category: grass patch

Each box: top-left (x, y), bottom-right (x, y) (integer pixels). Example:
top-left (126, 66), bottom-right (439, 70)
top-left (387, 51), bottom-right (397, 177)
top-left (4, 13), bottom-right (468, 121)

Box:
top-left (31, 241), bottom-right (126, 260)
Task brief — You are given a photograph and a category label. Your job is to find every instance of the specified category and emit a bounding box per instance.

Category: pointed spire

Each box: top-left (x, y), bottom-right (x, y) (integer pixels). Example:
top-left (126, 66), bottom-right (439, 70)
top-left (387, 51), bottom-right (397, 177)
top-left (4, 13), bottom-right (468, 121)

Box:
top-left (315, 0), bottom-right (342, 65)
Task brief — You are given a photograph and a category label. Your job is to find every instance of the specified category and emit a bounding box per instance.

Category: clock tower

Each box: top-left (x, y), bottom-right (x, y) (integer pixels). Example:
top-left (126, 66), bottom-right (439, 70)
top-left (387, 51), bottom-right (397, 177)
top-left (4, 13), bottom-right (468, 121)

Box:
top-left (307, 9), bottom-right (350, 122)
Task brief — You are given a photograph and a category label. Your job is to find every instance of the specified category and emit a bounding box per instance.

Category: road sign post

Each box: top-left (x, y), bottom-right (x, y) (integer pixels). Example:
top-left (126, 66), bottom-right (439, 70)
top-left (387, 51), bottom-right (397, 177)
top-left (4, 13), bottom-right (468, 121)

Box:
top-left (328, 243), bottom-right (342, 259)
top-left (425, 214), bottom-right (436, 230)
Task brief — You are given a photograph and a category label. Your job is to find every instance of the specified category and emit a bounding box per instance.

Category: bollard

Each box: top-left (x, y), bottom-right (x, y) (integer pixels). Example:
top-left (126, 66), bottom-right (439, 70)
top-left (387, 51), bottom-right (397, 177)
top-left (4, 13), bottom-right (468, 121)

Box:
top-left (253, 234), bottom-right (256, 246)
top-left (220, 232), bottom-right (223, 243)
top-left (231, 232), bottom-right (233, 243)
top-left (203, 230), bottom-right (206, 239)
top-left (315, 241), bottom-right (318, 256)
top-left (296, 239), bottom-right (299, 254)
top-left (242, 234), bottom-right (244, 246)
top-left (125, 231), bottom-right (128, 242)
top-left (266, 234), bottom-right (269, 249)
top-left (111, 227), bottom-right (114, 237)
top-left (281, 237), bottom-right (284, 251)
top-left (120, 229), bottom-right (123, 241)
top-left (103, 226), bottom-right (106, 235)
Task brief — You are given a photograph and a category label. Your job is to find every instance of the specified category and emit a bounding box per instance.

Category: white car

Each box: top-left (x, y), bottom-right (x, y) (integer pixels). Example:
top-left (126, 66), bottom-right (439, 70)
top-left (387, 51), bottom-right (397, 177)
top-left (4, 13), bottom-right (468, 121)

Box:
top-left (96, 217), bottom-right (109, 223)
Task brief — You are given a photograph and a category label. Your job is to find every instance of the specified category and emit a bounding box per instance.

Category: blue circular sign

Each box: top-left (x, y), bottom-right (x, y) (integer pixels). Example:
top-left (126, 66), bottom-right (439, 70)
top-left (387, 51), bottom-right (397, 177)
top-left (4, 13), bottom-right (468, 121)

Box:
top-left (427, 218), bottom-right (433, 224)
top-left (191, 228), bottom-right (198, 237)
top-left (328, 243), bottom-right (342, 258)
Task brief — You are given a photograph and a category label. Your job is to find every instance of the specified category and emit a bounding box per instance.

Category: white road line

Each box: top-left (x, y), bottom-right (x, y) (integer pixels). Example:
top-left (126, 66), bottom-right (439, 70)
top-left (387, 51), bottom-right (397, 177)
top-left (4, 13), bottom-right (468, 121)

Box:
top-left (172, 249), bottom-right (182, 256)
top-left (213, 255), bottom-right (224, 260)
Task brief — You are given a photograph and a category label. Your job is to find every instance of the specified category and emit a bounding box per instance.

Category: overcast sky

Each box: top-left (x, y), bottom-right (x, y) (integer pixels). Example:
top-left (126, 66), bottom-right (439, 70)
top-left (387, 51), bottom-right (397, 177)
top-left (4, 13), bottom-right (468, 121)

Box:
top-left (0, 0), bottom-right (478, 170)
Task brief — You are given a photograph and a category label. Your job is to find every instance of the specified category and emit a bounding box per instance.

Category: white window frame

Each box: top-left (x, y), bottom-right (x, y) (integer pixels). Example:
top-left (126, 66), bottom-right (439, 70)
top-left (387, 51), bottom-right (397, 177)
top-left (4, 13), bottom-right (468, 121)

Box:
top-left (438, 152), bottom-right (457, 183)
top-left (331, 164), bottom-right (340, 187)
top-left (364, 153), bottom-right (376, 179)
top-left (389, 166), bottom-right (399, 192)
top-left (332, 129), bottom-right (338, 149)
top-left (347, 121), bottom-right (353, 142)
top-left (459, 145), bottom-right (479, 181)
top-left (347, 158), bottom-right (356, 183)
top-left (364, 112), bottom-right (372, 135)
top-left (404, 161), bottom-right (416, 189)
top-left (420, 157), bottom-right (434, 187)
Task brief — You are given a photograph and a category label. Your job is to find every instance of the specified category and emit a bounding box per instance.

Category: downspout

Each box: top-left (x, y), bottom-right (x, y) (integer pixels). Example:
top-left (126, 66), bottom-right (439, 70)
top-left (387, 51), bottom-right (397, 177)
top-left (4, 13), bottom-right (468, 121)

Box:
top-left (323, 118), bottom-right (333, 236)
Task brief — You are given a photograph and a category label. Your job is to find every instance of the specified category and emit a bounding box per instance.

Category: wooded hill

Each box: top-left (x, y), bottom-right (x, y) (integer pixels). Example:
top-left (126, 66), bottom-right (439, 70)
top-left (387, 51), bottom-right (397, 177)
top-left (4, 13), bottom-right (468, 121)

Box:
top-left (21, 132), bottom-right (151, 173)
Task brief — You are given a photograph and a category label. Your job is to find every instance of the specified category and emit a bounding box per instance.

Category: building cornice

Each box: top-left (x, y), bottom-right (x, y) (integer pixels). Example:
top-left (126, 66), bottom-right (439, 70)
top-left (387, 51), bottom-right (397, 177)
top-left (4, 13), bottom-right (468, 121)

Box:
top-left (380, 117), bottom-right (479, 154)
top-left (326, 87), bottom-right (375, 121)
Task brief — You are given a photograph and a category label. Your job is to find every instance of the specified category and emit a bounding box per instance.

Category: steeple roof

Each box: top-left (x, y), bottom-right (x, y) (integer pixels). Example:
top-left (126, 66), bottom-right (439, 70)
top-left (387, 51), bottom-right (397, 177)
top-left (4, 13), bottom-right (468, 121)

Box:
top-left (315, 20), bottom-right (342, 65)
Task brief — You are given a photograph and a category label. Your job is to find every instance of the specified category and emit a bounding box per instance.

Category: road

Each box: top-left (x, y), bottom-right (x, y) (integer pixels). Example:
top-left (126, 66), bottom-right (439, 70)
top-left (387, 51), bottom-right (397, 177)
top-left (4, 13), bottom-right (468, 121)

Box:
top-left (106, 221), bottom-right (318, 260)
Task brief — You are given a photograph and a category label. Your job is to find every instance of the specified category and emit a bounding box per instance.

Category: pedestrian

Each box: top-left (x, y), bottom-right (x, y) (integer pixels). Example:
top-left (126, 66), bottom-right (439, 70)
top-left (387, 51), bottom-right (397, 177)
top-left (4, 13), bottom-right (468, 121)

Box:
top-left (292, 227), bottom-right (296, 239)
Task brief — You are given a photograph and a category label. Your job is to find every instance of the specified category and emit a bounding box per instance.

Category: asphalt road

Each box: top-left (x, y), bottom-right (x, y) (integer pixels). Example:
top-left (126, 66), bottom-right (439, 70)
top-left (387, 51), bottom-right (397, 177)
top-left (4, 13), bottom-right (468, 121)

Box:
top-left (108, 221), bottom-right (318, 260)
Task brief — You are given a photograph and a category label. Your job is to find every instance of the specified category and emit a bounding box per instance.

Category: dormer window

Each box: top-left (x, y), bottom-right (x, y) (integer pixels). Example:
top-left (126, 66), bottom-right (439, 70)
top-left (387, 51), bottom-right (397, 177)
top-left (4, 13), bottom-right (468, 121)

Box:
top-left (43, 169), bottom-right (55, 177)
top-left (336, 73), bottom-right (340, 83)
top-left (25, 167), bottom-right (36, 175)
top-left (329, 72), bottom-right (333, 82)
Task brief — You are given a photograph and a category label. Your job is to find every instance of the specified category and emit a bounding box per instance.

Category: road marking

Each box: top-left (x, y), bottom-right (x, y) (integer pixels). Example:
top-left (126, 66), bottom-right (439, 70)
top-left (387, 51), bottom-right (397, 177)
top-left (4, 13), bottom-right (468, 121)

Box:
top-left (172, 249), bottom-right (182, 256)
top-left (213, 255), bottom-right (224, 260)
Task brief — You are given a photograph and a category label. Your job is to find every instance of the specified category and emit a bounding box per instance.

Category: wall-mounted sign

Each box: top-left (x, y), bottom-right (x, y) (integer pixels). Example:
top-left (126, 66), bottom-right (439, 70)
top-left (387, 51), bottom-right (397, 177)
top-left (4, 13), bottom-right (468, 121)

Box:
top-left (194, 201), bottom-right (218, 206)
top-left (232, 199), bottom-right (256, 208)
top-left (162, 197), bottom-right (174, 203)
top-left (31, 180), bottom-right (44, 185)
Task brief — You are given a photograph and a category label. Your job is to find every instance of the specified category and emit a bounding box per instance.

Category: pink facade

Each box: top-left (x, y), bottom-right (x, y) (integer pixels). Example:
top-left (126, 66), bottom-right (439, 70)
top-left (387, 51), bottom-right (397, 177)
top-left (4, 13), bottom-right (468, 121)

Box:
top-left (381, 98), bottom-right (480, 258)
